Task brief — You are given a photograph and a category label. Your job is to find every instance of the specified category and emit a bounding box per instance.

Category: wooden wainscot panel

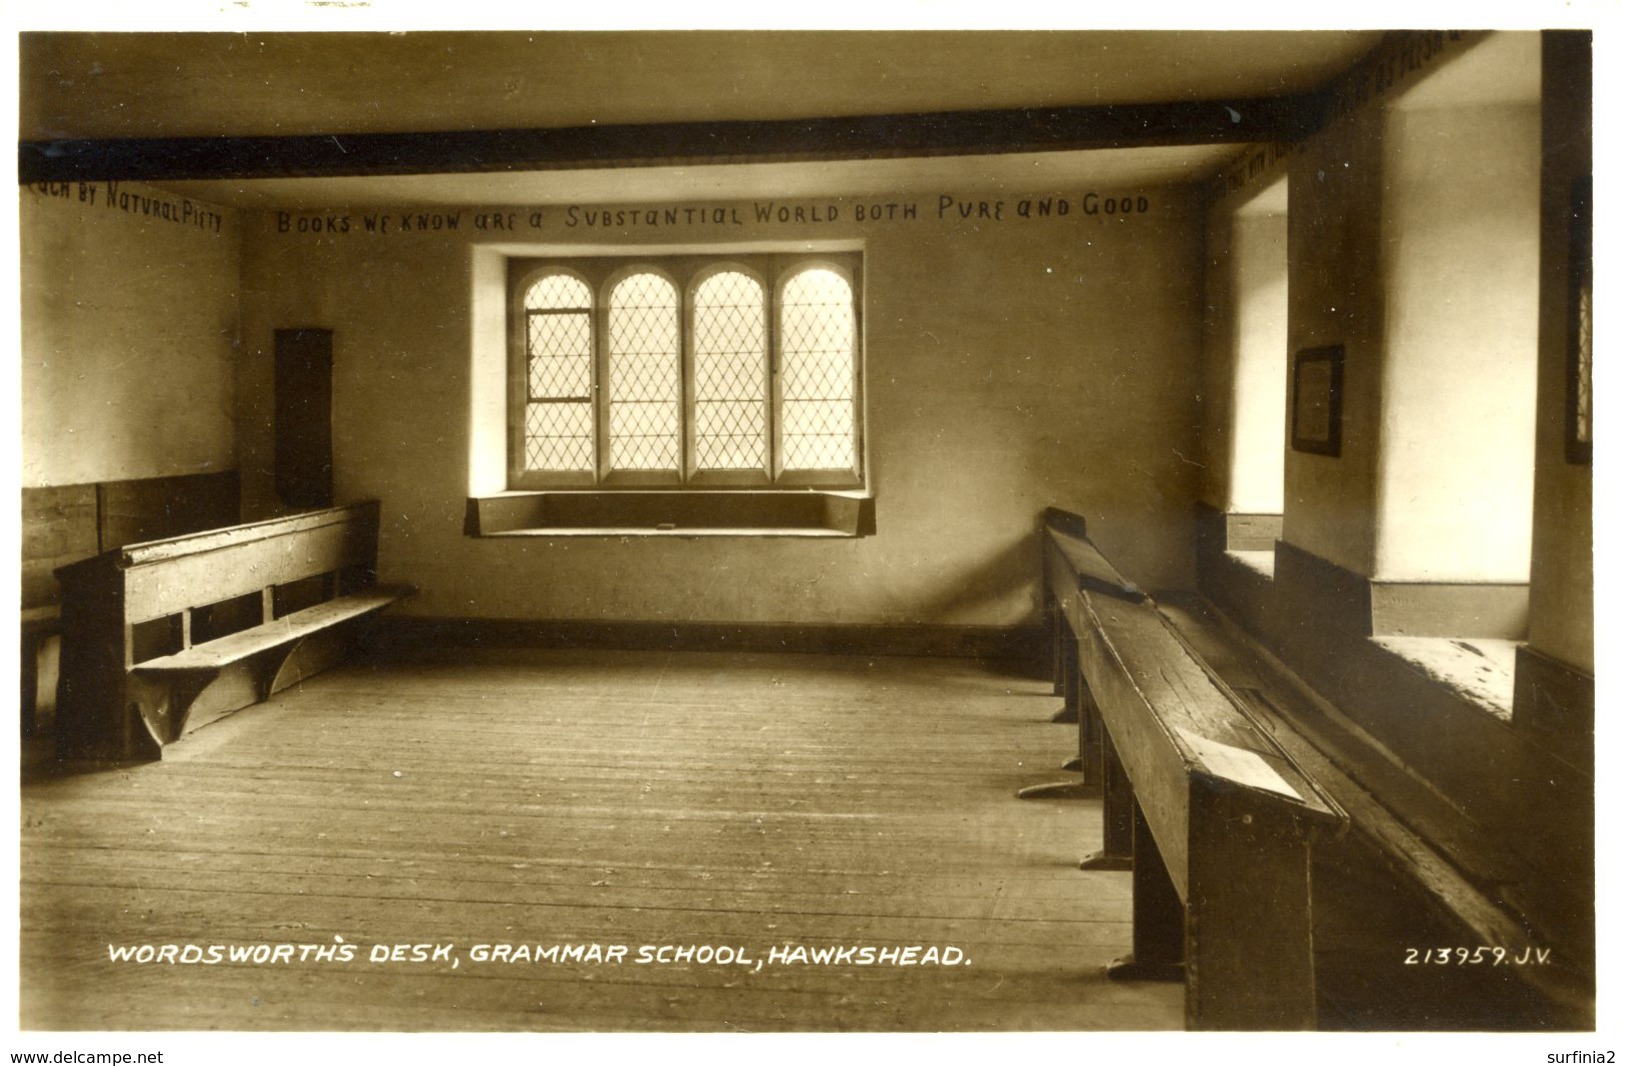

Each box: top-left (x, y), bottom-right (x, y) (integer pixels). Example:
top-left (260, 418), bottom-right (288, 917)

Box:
top-left (1368, 581), bottom-right (1530, 640)
top-left (1513, 644), bottom-right (1594, 772)
top-left (22, 471), bottom-right (241, 615)
top-left (1226, 512), bottom-right (1284, 552)
top-left (21, 484), bottom-right (99, 607)
top-left (98, 470), bottom-right (240, 550)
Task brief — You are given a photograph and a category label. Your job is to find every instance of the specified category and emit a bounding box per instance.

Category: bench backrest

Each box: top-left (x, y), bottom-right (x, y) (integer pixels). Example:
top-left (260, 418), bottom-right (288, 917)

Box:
top-left (55, 502), bottom-right (382, 628)
top-left (119, 504), bottom-right (380, 624)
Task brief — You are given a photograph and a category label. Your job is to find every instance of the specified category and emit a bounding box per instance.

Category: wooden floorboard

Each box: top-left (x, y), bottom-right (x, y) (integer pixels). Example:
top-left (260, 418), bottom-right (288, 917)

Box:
top-left (19, 648), bottom-right (1182, 1031)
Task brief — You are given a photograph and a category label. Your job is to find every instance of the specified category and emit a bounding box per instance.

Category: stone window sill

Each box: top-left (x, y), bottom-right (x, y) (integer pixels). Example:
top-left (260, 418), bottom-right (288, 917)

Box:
top-left (465, 490), bottom-right (875, 538)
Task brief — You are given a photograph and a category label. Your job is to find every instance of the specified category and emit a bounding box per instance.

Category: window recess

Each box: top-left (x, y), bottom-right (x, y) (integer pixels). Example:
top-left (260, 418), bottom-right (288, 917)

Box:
top-left (508, 252), bottom-right (864, 493)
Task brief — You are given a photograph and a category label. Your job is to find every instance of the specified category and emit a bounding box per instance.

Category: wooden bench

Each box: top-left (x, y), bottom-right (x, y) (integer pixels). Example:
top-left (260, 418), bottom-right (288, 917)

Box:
top-left (54, 501), bottom-right (412, 759)
top-left (1043, 514), bottom-right (1345, 1029)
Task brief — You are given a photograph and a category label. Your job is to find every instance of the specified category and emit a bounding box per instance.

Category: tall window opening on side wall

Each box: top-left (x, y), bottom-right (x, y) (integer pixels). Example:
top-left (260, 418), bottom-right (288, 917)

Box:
top-left (1227, 176), bottom-right (1290, 517)
top-left (1374, 33), bottom-right (1541, 583)
top-left (510, 253), bottom-right (862, 491)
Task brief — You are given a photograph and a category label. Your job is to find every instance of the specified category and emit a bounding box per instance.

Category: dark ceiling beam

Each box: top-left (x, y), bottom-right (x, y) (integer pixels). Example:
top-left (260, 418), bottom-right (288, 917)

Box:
top-left (18, 94), bottom-right (1329, 184)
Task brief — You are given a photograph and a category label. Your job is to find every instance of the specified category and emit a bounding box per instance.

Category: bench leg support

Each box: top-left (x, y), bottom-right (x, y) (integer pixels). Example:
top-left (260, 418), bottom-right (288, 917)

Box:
top-left (1050, 623), bottom-right (1080, 722)
top-left (1080, 732), bottom-right (1135, 871)
top-left (1105, 797), bottom-right (1185, 983)
top-left (1049, 595), bottom-right (1066, 696)
top-left (1077, 676), bottom-right (1104, 786)
top-left (1015, 781), bottom-right (1098, 800)
top-left (132, 669), bottom-right (221, 748)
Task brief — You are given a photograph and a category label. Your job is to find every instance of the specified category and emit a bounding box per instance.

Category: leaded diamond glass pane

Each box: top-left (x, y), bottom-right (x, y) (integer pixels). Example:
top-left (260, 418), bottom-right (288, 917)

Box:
top-left (780, 268), bottom-right (855, 470)
top-left (527, 312), bottom-right (592, 399)
top-left (693, 271), bottom-right (767, 471)
top-left (525, 401), bottom-right (593, 472)
top-left (524, 274), bottom-right (591, 311)
top-left (608, 273), bottom-right (681, 471)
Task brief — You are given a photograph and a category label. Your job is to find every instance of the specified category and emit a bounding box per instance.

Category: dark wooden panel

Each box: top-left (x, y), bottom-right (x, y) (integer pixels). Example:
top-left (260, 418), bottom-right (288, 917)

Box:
top-left (1100, 733), bottom-right (1135, 864)
top-left (274, 329), bottom-right (334, 511)
top-left (24, 473), bottom-right (240, 609)
top-left (1513, 644), bottom-right (1593, 772)
top-left (1195, 503), bottom-right (1284, 555)
top-left (1196, 546), bottom-right (1279, 645)
top-left (21, 484), bottom-right (98, 608)
top-left (1127, 797), bottom-right (1184, 971)
top-left (1041, 507), bottom-right (1088, 540)
top-left (98, 470), bottom-right (240, 551)
top-left (1273, 538), bottom-right (1374, 640)
top-left (1185, 781), bottom-right (1318, 1029)
top-left (469, 490), bottom-right (874, 536)
top-left (1270, 538), bottom-right (1531, 647)
top-left (820, 492), bottom-right (875, 536)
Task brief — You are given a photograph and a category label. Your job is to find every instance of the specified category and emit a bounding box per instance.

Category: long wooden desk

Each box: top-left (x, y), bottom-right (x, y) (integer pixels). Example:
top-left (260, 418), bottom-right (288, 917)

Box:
top-left (1045, 518), bottom-right (1345, 1029)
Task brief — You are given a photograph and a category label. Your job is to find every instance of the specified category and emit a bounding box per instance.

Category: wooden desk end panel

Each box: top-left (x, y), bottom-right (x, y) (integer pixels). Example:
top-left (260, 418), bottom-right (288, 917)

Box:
top-left (1184, 777), bottom-right (1319, 1030)
top-left (53, 557), bottom-right (151, 759)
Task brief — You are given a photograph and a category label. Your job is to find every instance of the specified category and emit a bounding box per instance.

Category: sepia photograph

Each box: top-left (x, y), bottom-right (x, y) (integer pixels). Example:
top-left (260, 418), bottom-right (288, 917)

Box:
top-left (8, 4), bottom-right (1611, 1058)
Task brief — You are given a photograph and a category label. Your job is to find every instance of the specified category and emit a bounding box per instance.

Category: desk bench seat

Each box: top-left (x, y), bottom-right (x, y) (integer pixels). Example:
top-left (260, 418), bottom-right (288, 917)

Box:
top-left (136, 585), bottom-right (413, 673)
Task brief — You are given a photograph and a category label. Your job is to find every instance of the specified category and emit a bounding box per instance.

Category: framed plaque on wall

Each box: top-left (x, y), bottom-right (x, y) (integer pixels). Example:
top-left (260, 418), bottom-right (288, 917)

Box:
top-left (1291, 344), bottom-right (1344, 457)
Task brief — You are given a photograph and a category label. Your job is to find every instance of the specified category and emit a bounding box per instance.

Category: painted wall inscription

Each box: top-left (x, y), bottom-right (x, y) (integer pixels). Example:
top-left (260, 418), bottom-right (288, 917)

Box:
top-left (26, 181), bottom-right (227, 234)
top-left (265, 191), bottom-right (1156, 240)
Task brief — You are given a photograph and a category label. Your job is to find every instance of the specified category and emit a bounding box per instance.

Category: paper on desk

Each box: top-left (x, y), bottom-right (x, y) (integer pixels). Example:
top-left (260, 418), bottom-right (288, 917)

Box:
top-left (1174, 727), bottom-right (1302, 802)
